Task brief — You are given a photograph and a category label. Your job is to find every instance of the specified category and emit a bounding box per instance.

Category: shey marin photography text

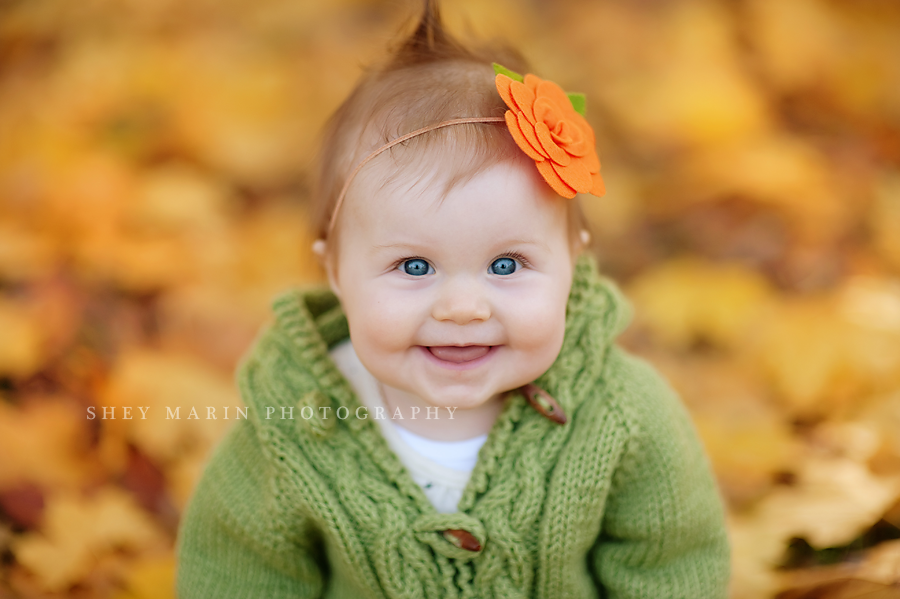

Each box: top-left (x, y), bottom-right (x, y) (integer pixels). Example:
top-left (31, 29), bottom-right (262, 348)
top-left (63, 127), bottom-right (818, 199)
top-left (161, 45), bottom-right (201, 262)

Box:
top-left (85, 405), bottom-right (460, 421)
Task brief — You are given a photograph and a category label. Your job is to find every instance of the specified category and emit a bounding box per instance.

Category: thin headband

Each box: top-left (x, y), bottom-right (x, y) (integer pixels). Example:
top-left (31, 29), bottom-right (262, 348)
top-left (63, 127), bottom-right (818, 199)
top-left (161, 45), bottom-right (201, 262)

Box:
top-left (326, 116), bottom-right (506, 236)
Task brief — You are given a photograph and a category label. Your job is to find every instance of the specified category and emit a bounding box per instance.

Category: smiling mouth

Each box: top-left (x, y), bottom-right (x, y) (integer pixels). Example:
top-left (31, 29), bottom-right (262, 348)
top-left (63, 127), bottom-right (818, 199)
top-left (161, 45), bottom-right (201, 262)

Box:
top-left (427, 345), bottom-right (493, 364)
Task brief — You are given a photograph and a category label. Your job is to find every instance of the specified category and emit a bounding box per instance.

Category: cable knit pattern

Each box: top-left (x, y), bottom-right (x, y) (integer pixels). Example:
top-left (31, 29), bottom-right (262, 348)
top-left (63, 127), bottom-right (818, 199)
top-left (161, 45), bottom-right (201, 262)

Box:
top-left (175, 254), bottom-right (730, 598)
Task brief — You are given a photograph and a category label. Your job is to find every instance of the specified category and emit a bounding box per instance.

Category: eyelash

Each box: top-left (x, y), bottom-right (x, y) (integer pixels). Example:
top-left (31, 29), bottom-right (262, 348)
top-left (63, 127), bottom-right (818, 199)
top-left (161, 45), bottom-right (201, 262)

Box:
top-left (394, 252), bottom-right (532, 273)
top-left (499, 251), bottom-right (531, 269)
top-left (393, 255), bottom-right (429, 269)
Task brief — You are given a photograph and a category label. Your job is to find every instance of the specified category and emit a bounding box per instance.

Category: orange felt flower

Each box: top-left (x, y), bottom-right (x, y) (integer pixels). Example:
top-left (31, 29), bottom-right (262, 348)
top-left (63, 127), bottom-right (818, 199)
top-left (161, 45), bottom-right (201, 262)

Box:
top-left (495, 72), bottom-right (605, 199)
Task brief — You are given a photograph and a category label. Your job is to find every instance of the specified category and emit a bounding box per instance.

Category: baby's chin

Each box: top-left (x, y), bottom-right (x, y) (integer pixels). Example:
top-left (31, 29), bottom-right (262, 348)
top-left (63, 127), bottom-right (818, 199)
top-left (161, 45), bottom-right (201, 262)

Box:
top-left (400, 381), bottom-right (516, 411)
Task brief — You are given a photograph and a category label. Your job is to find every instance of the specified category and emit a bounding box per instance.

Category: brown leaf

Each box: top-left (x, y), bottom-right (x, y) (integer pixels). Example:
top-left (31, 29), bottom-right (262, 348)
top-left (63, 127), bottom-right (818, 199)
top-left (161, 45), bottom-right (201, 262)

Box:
top-left (0, 484), bottom-right (44, 531)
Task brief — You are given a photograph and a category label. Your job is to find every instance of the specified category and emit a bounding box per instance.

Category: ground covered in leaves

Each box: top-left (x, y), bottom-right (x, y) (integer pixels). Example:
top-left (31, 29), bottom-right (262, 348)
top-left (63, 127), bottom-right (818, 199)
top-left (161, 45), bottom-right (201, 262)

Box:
top-left (1, 0), bottom-right (899, 597)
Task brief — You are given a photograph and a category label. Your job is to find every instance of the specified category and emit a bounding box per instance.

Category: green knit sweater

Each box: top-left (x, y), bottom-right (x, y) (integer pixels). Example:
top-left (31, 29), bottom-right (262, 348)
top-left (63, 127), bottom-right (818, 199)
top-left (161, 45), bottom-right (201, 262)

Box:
top-left (175, 255), bottom-right (730, 598)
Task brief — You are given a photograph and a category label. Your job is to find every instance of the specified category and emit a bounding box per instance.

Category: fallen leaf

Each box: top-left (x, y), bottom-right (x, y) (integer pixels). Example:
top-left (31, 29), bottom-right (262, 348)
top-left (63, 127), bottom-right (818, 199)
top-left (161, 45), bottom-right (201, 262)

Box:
top-left (675, 135), bottom-right (848, 245)
top-left (99, 349), bottom-right (240, 479)
top-left (0, 224), bottom-right (58, 282)
top-left (745, 0), bottom-right (846, 92)
top-left (0, 298), bottom-right (43, 378)
top-left (727, 513), bottom-right (783, 599)
top-left (594, 2), bottom-right (770, 151)
top-left (111, 554), bottom-right (175, 599)
top-left (627, 257), bottom-right (773, 350)
top-left (0, 398), bottom-right (95, 490)
top-left (750, 295), bottom-right (900, 417)
top-left (871, 173), bottom-right (900, 271)
top-left (753, 457), bottom-right (900, 549)
top-left (856, 539), bottom-right (900, 586)
top-left (11, 486), bottom-right (168, 592)
top-left (127, 164), bottom-right (237, 235)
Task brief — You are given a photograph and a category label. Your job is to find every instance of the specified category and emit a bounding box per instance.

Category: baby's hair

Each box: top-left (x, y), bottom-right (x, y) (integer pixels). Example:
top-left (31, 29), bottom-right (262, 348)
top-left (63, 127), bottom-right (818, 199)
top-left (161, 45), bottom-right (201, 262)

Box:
top-left (311, 0), bottom-right (588, 245)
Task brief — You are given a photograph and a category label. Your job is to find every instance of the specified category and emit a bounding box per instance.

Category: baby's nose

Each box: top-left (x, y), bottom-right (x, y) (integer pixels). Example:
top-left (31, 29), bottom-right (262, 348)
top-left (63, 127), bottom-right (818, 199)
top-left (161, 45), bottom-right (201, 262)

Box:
top-left (431, 276), bottom-right (491, 324)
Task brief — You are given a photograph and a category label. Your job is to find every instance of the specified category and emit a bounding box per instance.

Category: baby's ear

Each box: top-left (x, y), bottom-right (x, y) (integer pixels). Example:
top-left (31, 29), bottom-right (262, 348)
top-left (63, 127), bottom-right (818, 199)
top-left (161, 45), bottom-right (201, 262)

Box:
top-left (569, 228), bottom-right (591, 259)
top-left (579, 229), bottom-right (591, 249)
top-left (312, 239), bottom-right (327, 262)
top-left (313, 239), bottom-right (342, 299)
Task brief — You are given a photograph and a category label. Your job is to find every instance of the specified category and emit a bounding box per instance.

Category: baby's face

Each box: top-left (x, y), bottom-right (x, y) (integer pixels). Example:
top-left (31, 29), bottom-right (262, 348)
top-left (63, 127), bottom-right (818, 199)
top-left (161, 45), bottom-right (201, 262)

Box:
top-left (328, 158), bottom-right (574, 412)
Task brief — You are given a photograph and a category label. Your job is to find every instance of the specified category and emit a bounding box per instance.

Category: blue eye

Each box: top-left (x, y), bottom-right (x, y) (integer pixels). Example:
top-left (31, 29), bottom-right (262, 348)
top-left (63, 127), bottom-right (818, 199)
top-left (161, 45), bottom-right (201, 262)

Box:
top-left (490, 257), bottom-right (519, 275)
top-left (401, 259), bottom-right (433, 276)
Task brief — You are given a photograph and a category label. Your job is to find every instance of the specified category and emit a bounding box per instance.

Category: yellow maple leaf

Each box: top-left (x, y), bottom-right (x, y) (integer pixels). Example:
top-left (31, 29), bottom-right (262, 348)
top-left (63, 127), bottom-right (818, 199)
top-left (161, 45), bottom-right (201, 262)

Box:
top-left (752, 456), bottom-right (900, 549)
top-left (677, 134), bottom-right (847, 245)
top-left (0, 399), bottom-right (95, 490)
top-left (11, 487), bottom-right (168, 592)
top-left (112, 554), bottom-right (175, 599)
top-left (0, 299), bottom-right (43, 378)
top-left (593, 1), bottom-right (770, 150)
top-left (750, 288), bottom-right (900, 416)
top-left (627, 257), bottom-right (773, 351)
top-left (856, 539), bottom-right (900, 586)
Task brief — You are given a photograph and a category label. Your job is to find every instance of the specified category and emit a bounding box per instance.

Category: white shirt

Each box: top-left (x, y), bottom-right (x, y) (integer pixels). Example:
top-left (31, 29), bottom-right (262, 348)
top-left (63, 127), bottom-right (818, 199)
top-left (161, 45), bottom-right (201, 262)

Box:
top-left (329, 340), bottom-right (488, 513)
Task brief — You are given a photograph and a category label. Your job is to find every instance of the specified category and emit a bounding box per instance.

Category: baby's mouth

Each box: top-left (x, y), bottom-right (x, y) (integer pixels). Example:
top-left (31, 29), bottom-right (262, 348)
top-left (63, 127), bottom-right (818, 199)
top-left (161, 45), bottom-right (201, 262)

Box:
top-left (427, 345), bottom-right (492, 363)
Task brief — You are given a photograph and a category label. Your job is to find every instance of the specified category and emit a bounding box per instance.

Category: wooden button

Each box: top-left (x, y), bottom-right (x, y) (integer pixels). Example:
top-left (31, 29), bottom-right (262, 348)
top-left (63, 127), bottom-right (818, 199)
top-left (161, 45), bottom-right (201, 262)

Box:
top-left (522, 383), bottom-right (567, 424)
top-left (443, 529), bottom-right (482, 552)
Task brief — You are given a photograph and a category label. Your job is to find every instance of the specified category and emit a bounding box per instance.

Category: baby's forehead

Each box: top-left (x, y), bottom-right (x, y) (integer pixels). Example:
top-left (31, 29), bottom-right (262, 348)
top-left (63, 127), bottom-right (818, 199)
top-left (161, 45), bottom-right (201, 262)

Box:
top-left (348, 134), bottom-right (532, 203)
top-left (346, 158), bottom-right (565, 232)
top-left (327, 118), bottom-right (585, 250)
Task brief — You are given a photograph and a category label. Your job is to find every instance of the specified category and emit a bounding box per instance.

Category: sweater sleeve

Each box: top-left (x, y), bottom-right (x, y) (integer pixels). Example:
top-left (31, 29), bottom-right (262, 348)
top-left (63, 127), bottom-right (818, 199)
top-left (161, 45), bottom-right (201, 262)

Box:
top-left (175, 418), bottom-right (327, 598)
top-left (589, 350), bottom-right (731, 598)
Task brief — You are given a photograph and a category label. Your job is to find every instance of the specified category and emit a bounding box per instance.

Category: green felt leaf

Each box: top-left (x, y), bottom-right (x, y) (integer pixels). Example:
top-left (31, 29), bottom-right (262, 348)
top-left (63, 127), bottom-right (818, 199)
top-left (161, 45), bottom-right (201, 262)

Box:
top-left (492, 63), bottom-right (524, 83)
top-left (567, 93), bottom-right (587, 116)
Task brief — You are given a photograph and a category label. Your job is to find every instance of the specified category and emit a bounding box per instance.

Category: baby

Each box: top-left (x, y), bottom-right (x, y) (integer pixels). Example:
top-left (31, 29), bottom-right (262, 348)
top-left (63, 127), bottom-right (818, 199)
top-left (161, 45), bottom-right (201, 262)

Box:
top-left (175, 2), bottom-right (730, 598)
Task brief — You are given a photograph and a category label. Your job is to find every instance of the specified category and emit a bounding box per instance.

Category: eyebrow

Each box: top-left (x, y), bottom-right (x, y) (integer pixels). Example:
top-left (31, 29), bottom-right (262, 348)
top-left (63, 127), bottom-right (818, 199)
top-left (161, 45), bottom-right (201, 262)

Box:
top-left (372, 239), bottom-right (551, 252)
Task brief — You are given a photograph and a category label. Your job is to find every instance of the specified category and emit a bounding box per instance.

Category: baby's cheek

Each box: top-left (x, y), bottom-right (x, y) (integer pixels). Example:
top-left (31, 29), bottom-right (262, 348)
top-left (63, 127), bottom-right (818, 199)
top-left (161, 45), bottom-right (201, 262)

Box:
top-left (352, 296), bottom-right (421, 350)
top-left (504, 287), bottom-right (568, 353)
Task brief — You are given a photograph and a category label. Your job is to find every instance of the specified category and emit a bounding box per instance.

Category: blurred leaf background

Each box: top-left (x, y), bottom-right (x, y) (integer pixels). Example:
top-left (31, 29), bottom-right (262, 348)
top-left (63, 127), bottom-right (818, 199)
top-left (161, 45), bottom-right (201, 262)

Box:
top-left (1, 0), bottom-right (899, 597)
